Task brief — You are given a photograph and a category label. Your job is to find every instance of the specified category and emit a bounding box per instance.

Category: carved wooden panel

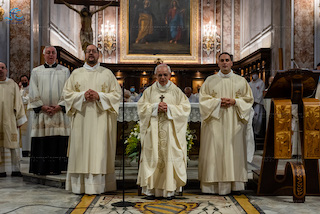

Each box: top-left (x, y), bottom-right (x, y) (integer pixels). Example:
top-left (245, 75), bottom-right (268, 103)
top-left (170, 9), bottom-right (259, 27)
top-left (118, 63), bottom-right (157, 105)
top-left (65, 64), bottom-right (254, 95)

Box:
top-left (303, 98), bottom-right (320, 159)
top-left (274, 99), bottom-right (292, 159)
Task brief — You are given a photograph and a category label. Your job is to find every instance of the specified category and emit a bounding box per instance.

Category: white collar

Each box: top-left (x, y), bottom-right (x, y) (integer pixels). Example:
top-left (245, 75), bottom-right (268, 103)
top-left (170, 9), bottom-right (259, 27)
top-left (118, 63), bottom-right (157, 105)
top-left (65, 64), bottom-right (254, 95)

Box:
top-left (84, 62), bottom-right (100, 70)
top-left (218, 70), bottom-right (233, 78)
top-left (0, 77), bottom-right (9, 83)
top-left (156, 80), bottom-right (171, 91)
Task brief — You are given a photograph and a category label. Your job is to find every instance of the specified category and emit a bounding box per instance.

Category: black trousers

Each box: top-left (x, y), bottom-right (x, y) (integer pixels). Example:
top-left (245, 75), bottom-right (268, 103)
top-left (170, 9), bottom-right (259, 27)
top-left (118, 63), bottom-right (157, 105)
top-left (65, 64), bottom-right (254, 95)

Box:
top-left (29, 136), bottom-right (68, 175)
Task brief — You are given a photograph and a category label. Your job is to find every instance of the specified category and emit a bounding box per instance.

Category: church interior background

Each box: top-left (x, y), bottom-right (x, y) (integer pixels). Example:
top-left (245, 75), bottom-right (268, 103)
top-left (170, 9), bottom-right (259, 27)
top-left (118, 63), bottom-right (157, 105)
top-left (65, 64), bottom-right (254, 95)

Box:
top-left (1, 0), bottom-right (320, 213)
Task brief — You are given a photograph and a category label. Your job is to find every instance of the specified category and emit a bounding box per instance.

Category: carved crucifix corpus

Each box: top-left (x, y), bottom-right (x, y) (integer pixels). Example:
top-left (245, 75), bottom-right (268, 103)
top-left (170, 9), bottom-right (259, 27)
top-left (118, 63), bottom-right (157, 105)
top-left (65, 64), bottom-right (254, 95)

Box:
top-left (54, 0), bottom-right (119, 52)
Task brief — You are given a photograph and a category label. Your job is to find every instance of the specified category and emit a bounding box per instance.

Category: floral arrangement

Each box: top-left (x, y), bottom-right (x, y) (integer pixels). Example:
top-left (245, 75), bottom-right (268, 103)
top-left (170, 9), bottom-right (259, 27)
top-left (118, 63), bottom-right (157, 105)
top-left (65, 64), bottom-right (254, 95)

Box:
top-left (125, 122), bottom-right (195, 162)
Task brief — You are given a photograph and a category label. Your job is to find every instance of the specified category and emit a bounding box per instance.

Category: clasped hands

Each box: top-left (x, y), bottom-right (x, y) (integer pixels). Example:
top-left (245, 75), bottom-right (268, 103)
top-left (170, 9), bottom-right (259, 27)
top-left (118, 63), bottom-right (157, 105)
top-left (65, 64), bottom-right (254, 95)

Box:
top-left (85, 89), bottom-right (100, 102)
top-left (41, 105), bottom-right (62, 116)
top-left (221, 98), bottom-right (236, 108)
top-left (158, 102), bottom-right (168, 113)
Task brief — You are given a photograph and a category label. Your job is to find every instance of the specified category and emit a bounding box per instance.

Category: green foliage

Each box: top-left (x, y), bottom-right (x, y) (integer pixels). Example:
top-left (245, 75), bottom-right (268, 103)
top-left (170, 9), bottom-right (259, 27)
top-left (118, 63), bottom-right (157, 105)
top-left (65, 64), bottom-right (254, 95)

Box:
top-left (124, 122), bottom-right (195, 162)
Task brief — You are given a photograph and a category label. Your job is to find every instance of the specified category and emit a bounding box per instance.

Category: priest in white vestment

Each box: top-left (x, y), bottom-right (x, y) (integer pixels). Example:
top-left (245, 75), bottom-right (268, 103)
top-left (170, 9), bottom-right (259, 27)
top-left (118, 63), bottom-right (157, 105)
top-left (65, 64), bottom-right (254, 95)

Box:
top-left (184, 87), bottom-right (199, 103)
top-left (0, 62), bottom-right (27, 177)
top-left (19, 75), bottom-right (32, 157)
top-left (249, 70), bottom-right (266, 136)
top-left (199, 53), bottom-right (254, 195)
top-left (28, 46), bottom-right (70, 175)
top-left (64, 45), bottom-right (121, 195)
top-left (137, 64), bottom-right (191, 199)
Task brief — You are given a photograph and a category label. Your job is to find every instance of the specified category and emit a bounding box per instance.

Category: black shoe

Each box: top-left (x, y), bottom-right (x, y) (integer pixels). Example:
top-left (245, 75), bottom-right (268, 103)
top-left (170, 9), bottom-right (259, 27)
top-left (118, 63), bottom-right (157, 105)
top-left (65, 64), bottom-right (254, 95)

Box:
top-left (0, 172), bottom-right (7, 177)
top-left (143, 195), bottom-right (155, 200)
top-left (11, 171), bottom-right (23, 177)
top-left (166, 196), bottom-right (175, 200)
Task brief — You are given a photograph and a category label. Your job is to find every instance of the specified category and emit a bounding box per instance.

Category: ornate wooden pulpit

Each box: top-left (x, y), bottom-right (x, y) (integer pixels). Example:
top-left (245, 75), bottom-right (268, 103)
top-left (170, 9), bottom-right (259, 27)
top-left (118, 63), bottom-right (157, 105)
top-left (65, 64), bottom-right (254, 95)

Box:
top-left (256, 69), bottom-right (320, 203)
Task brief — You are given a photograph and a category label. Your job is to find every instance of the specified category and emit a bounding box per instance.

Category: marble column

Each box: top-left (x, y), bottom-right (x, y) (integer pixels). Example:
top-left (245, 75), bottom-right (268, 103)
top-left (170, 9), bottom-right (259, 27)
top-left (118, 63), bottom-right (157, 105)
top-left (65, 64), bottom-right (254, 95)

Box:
top-left (294, 0), bottom-right (314, 69)
top-left (221, 0), bottom-right (232, 54)
top-left (233, 0), bottom-right (240, 61)
top-left (9, 0), bottom-right (31, 82)
top-left (0, 1), bottom-right (10, 68)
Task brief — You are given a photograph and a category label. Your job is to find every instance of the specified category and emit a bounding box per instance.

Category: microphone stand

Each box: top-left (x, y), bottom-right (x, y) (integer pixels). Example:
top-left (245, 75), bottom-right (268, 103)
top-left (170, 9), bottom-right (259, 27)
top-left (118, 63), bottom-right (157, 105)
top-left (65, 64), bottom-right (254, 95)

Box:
top-left (112, 77), bottom-right (135, 208)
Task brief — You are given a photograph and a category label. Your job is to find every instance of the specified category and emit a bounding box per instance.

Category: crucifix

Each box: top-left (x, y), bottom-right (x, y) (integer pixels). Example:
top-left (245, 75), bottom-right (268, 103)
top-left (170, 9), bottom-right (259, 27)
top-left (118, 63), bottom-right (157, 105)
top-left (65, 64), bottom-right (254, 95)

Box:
top-left (54, 0), bottom-right (120, 52)
top-left (160, 95), bottom-right (165, 102)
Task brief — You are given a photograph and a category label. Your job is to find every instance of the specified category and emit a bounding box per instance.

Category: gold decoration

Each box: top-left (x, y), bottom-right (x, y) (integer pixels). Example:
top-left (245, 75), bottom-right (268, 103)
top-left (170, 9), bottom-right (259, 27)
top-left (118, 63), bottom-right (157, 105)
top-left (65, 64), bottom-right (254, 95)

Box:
top-left (154, 58), bottom-right (163, 65)
top-left (303, 98), bottom-right (320, 159)
top-left (290, 162), bottom-right (306, 199)
top-left (211, 90), bottom-right (217, 98)
top-left (235, 89), bottom-right (241, 98)
top-left (135, 201), bottom-right (198, 214)
top-left (274, 99), bottom-right (292, 159)
top-left (11, 134), bottom-right (17, 142)
top-left (74, 82), bottom-right (81, 92)
top-left (101, 82), bottom-right (107, 93)
top-left (157, 113), bottom-right (167, 173)
top-left (29, 96), bottom-right (41, 103)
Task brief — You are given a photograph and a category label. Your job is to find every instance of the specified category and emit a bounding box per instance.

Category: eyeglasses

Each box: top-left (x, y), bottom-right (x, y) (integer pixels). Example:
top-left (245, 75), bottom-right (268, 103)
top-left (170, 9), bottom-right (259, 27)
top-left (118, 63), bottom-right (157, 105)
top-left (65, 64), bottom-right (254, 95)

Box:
top-left (85, 49), bottom-right (98, 54)
top-left (45, 51), bottom-right (56, 55)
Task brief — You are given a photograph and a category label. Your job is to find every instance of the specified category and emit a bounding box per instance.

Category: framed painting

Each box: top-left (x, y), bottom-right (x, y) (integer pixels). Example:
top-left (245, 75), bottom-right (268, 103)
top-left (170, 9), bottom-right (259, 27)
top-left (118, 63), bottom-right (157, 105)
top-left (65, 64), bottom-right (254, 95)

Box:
top-left (120, 0), bottom-right (199, 63)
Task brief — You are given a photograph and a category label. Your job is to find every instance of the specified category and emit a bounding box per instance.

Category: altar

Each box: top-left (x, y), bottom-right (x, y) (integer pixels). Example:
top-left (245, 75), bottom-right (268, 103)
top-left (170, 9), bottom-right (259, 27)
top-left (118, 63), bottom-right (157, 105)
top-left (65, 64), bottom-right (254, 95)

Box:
top-left (116, 102), bottom-right (201, 156)
top-left (118, 103), bottom-right (201, 122)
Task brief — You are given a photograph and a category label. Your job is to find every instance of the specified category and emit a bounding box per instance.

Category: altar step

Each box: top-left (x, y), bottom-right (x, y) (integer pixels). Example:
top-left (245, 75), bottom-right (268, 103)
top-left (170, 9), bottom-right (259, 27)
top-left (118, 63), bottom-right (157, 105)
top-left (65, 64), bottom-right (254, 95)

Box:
top-left (21, 158), bottom-right (201, 190)
top-left (21, 155), bottom-right (262, 191)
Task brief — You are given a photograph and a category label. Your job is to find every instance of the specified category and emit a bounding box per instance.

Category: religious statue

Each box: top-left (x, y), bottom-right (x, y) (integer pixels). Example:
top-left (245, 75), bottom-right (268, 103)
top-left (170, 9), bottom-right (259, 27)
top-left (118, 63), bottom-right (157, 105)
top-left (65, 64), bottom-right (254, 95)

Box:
top-left (61, 0), bottom-right (112, 52)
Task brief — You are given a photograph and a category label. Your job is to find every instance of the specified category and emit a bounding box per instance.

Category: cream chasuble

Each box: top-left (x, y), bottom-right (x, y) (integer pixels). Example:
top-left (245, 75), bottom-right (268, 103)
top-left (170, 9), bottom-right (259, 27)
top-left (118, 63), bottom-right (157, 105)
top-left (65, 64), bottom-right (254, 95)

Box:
top-left (199, 71), bottom-right (253, 195)
top-left (28, 64), bottom-right (70, 137)
top-left (63, 64), bottom-right (121, 194)
top-left (137, 81), bottom-right (190, 196)
top-left (0, 78), bottom-right (27, 150)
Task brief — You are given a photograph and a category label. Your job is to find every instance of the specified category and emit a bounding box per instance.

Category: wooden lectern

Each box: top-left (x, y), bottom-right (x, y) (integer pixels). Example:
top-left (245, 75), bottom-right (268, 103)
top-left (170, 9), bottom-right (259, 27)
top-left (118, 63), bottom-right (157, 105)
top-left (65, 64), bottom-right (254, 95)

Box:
top-left (256, 69), bottom-right (320, 203)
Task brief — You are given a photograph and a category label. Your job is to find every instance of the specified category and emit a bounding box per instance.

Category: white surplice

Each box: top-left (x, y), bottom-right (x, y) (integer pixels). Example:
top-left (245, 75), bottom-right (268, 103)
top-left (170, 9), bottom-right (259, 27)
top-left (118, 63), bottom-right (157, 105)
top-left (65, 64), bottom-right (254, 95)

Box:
top-left (28, 64), bottom-right (70, 137)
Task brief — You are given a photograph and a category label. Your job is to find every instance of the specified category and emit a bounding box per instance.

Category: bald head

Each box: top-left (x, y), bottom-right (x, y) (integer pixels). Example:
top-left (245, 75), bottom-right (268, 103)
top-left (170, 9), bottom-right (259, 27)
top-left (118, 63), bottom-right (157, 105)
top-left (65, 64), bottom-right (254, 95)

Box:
top-left (0, 62), bottom-right (8, 81)
top-left (43, 46), bottom-right (57, 65)
top-left (184, 87), bottom-right (192, 98)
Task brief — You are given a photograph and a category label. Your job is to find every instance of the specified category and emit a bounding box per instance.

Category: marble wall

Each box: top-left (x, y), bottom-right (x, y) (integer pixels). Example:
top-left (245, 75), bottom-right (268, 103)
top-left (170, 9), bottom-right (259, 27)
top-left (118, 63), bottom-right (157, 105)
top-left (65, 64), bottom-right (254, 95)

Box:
top-left (49, 1), bottom-right (82, 59)
top-left (9, 0), bottom-right (31, 82)
top-left (240, 0), bottom-right (272, 59)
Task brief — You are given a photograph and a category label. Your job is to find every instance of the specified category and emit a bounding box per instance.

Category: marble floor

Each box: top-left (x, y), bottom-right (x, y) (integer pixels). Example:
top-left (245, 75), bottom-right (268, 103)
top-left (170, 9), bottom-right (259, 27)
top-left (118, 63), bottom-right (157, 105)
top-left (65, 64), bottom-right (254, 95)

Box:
top-left (0, 151), bottom-right (320, 214)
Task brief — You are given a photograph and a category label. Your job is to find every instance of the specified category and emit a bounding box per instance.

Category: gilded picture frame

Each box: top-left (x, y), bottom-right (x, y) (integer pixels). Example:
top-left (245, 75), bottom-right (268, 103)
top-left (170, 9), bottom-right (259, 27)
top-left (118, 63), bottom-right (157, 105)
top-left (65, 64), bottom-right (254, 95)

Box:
top-left (120, 0), bottom-right (199, 63)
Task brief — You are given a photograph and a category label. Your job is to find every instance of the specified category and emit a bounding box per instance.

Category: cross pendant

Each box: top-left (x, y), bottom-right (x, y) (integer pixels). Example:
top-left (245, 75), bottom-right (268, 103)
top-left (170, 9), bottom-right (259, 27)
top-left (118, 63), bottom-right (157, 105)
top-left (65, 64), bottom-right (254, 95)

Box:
top-left (160, 95), bottom-right (165, 102)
